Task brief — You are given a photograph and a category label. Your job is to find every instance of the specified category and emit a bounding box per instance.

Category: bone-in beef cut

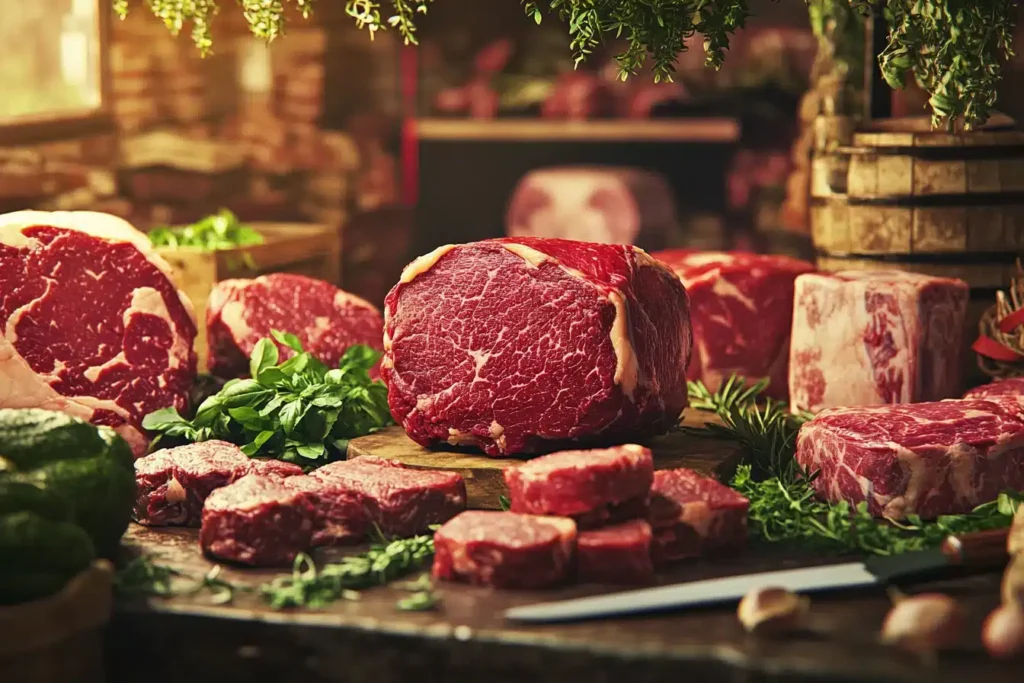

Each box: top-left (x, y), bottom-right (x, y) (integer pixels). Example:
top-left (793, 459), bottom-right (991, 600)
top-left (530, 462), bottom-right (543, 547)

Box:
top-left (0, 210), bottom-right (198, 457)
top-left (201, 474), bottom-right (316, 566)
top-left (432, 511), bottom-right (577, 588)
top-left (789, 270), bottom-right (968, 413)
top-left (382, 238), bottom-right (693, 456)
top-left (206, 273), bottom-right (383, 379)
top-left (652, 250), bottom-right (814, 401)
top-left (576, 519), bottom-right (655, 585)
top-left (505, 168), bottom-right (679, 250)
top-left (964, 377), bottom-right (1024, 401)
top-left (133, 440), bottom-right (302, 526)
top-left (503, 444), bottom-right (653, 527)
top-left (648, 468), bottom-right (749, 563)
top-left (795, 399), bottom-right (1024, 519)
top-left (311, 457), bottom-right (467, 538)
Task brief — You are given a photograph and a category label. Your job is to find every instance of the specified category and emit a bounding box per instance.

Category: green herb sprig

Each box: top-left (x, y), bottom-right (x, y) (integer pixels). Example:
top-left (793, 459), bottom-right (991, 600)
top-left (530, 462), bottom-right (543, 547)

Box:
top-left (142, 331), bottom-right (392, 466)
top-left (147, 209), bottom-right (263, 251)
top-left (115, 554), bottom-right (247, 604)
top-left (686, 375), bottom-right (1024, 555)
top-left (260, 531), bottom-right (436, 610)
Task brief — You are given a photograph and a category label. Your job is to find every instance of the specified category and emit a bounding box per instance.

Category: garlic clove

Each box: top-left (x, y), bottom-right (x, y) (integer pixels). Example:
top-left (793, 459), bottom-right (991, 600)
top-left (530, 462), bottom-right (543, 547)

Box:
top-left (880, 593), bottom-right (965, 653)
top-left (737, 586), bottom-right (810, 635)
top-left (1003, 553), bottom-right (1024, 608)
top-left (982, 604), bottom-right (1024, 659)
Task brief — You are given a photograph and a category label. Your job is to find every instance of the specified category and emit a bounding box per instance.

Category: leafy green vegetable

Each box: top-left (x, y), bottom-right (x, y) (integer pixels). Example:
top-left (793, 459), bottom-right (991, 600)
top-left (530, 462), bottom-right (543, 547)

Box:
top-left (147, 209), bottom-right (263, 251)
top-left (261, 531), bottom-right (436, 610)
top-left (685, 376), bottom-right (1024, 555)
top-left (142, 332), bottom-right (392, 466)
top-left (0, 409), bottom-right (136, 559)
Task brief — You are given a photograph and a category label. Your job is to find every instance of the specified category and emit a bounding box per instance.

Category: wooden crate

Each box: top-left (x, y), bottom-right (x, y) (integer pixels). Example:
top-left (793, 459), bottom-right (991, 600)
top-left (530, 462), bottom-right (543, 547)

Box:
top-left (156, 222), bottom-right (341, 372)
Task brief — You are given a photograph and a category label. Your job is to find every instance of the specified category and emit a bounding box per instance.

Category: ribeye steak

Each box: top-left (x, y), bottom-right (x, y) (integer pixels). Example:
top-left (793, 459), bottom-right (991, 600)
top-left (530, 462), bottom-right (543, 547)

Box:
top-left (200, 474), bottom-right (316, 567)
top-left (503, 444), bottom-right (653, 527)
top-left (382, 237), bottom-right (693, 456)
top-left (432, 511), bottom-right (577, 589)
top-left (0, 210), bottom-right (197, 457)
top-left (648, 468), bottom-right (749, 563)
top-left (795, 399), bottom-right (1024, 519)
top-left (310, 456), bottom-right (466, 538)
top-left (964, 377), bottom-right (1024, 400)
top-left (206, 273), bottom-right (383, 379)
top-left (789, 270), bottom-right (968, 413)
top-left (576, 519), bottom-right (655, 585)
top-left (653, 250), bottom-right (814, 401)
top-left (133, 440), bottom-right (302, 526)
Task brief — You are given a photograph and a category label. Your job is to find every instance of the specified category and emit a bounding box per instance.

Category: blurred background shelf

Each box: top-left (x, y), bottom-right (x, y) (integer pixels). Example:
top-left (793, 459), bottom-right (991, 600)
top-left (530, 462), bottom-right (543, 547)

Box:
top-left (413, 117), bottom-right (742, 143)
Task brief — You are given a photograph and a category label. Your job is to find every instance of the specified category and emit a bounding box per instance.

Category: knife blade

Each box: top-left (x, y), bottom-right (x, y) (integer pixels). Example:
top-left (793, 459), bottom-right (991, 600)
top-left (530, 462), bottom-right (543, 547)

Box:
top-left (504, 527), bottom-right (1010, 624)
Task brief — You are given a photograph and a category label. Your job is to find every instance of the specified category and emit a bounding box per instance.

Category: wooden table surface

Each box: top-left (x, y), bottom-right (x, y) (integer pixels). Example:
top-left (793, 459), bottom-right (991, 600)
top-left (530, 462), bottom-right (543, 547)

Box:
top-left (103, 415), bottom-right (1021, 683)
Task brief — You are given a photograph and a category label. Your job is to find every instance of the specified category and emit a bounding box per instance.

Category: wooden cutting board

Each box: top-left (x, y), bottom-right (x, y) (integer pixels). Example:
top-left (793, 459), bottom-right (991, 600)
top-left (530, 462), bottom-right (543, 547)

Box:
top-left (346, 410), bottom-right (740, 509)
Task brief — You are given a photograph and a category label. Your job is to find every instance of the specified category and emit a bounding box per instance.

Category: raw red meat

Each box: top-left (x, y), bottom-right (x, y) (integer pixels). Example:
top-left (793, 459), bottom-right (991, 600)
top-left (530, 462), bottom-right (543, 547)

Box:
top-left (576, 519), bottom-right (655, 585)
top-left (795, 399), bottom-right (1024, 519)
top-left (789, 271), bottom-right (968, 413)
top-left (505, 167), bottom-right (679, 249)
top-left (282, 474), bottom-right (366, 546)
top-left (310, 457), bottom-right (467, 537)
top-left (964, 377), bottom-right (1024, 400)
top-left (541, 72), bottom-right (613, 120)
top-left (648, 468), bottom-right (749, 563)
top-left (200, 474), bottom-right (317, 566)
top-left (432, 511), bottom-right (577, 588)
top-left (133, 440), bottom-right (302, 526)
top-left (206, 273), bottom-right (383, 379)
top-left (653, 250), bottom-right (814, 401)
top-left (382, 238), bottom-right (692, 456)
top-left (0, 210), bottom-right (198, 457)
top-left (503, 444), bottom-right (653, 526)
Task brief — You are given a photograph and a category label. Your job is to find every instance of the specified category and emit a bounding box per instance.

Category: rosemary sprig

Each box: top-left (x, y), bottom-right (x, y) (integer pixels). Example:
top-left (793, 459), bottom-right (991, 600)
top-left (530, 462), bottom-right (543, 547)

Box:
top-left (260, 531), bottom-right (436, 610)
top-left (114, 554), bottom-right (247, 604)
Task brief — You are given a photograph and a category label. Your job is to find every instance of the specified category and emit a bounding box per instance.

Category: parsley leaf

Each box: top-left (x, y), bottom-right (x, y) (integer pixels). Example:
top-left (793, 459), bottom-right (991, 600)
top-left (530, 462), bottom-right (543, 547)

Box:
top-left (142, 332), bottom-right (392, 467)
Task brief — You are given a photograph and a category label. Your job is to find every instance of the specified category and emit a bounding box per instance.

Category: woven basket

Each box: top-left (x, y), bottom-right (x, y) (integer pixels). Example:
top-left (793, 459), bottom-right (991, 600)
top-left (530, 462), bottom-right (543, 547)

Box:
top-left (0, 561), bottom-right (115, 683)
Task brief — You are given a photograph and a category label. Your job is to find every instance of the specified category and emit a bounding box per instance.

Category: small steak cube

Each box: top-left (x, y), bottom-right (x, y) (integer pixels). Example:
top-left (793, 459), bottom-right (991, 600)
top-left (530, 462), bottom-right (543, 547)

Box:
top-left (649, 468), bottom-right (748, 563)
top-left (311, 458), bottom-right (466, 537)
top-left (789, 270), bottom-right (968, 412)
top-left (200, 475), bottom-right (316, 567)
top-left (503, 444), bottom-right (653, 526)
top-left (283, 475), bottom-right (367, 546)
top-left (432, 511), bottom-right (577, 589)
top-left (133, 440), bottom-right (302, 526)
top-left (577, 519), bottom-right (655, 585)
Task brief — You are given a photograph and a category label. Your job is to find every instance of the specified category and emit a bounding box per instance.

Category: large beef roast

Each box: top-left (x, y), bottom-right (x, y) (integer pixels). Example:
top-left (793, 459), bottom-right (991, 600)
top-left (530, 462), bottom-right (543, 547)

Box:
top-left (653, 250), bottom-right (814, 401)
top-left (796, 399), bottom-right (1024, 519)
top-left (789, 270), bottom-right (968, 413)
top-left (206, 273), bottom-right (384, 378)
top-left (0, 210), bottom-right (197, 456)
top-left (381, 237), bottom-right (692, 456)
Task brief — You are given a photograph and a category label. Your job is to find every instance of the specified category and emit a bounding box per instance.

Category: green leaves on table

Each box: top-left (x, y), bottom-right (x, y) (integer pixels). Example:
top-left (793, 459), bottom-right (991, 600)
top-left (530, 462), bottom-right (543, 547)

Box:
top-left (142, 330), bottom-right (392, 466)
top-left (147, 209), bottom-right (264, 251)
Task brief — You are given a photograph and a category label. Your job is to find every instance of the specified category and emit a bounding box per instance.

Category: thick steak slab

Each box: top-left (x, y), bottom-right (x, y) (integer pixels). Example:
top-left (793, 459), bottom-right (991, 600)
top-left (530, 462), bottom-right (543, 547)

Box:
top-left (503, 444), bottom-right (653, 527)
top-left (309, 457), bottom-right (466, 538)
top-left (206, 273), bottom-right (383, 379)
top-left (964, 377), bottom-right (1024, 401)
top-left (382, 237), bottom-right (692, 456)
top-left (576, 519), bottom-right (655, 585)
top-left (133, 440), bottom-right (302, 527)
top-left (0, 210), bottom-right (197, 456)
top-left (653, 249), bottom-right (814, 401)
top-left (432, 511), bottom-right (577, 588)
top-left (789, 270), bottom-right (968, 413)
top-left (201, 474), bottom-right (316, 567)
top-left (796, 399), bottom-right (1024, 519)
top-left (648, 468), bottom-right (749, 563)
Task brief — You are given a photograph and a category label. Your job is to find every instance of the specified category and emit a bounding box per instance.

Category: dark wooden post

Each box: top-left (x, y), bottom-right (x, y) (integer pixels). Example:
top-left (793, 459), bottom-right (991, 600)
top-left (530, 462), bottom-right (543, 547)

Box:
top-left (864, 3), bottom-right (891, 119)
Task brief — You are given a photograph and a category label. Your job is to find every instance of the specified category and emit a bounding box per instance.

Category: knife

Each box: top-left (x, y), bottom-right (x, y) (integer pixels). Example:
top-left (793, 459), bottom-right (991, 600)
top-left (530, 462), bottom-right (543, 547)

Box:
top-left (505, 527), bottom-right (1010, 624)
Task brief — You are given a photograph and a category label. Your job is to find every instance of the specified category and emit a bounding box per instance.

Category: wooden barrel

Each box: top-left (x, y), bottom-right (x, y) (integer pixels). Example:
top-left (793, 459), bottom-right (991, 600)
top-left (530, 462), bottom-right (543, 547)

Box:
top-left (809, 114), bottom-right (1024, 389)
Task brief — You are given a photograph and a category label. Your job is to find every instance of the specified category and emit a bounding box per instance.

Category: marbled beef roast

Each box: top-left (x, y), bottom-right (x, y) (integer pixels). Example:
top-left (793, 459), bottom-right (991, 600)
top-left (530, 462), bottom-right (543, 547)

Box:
top-left (0, 210), bottom-right (197, 457)
top-left (796, 399), bottom-right (1024, 519)
top-left (964, 377), bottom-right (1024, 401)
top-left (381, 238), bottom-right (692, 456)
top-left (206, 273), bottom-right (383, 379)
